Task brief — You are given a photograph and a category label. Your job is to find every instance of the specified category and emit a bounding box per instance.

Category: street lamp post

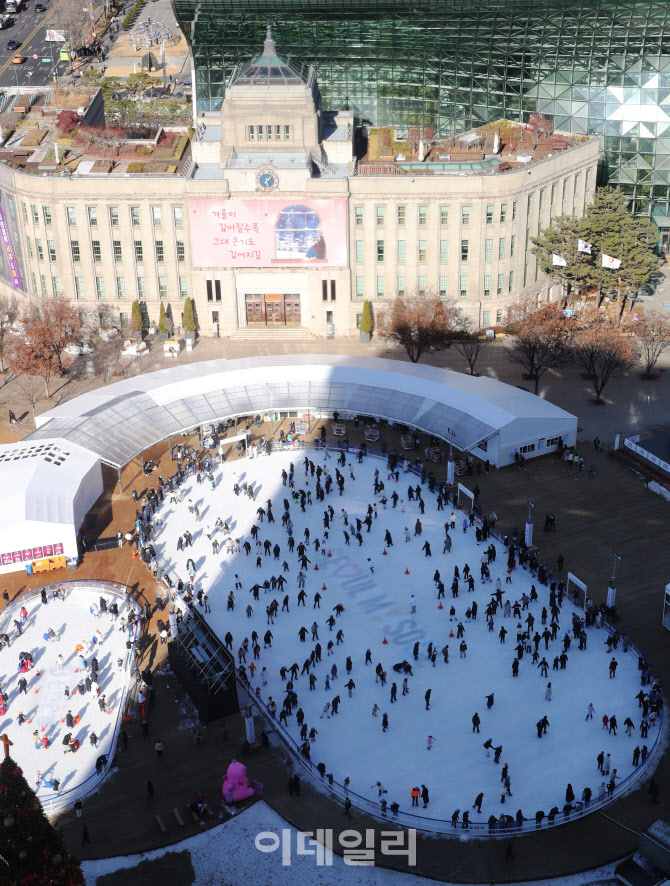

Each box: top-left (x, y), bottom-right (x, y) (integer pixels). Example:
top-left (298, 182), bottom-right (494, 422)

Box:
top-left (525, 498), bottom-right (534, 547)
top-left (607, 550), bottom-right (621, 611)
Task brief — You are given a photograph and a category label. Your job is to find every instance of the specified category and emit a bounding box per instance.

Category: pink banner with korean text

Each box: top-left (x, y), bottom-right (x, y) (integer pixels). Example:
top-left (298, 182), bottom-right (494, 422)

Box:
top-left (189, 198), bottom-right (348, 268)
top-left (1, 542), bottom-right (64, 566)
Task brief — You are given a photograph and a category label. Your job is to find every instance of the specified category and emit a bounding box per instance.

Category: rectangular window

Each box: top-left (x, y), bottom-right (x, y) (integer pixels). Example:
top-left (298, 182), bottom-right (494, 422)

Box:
top-left (95, 277), bottom-right (105, 299)
top-left (47, 239), bottom-right (56, 262)
top-left (66, 206), bottom-right (76, 226)
top-left (418, 206), bottom-right (427, 226)
top-left (510, 234), bottom-right (516, 258)
top-left (113, 240), bottom-right (122, 263)
top-left (512, 201), bottom-right (517, 222)
top-left (131, 206), bottom-right (140, 227)
top-left (137, 276), bottom-right (146, 298)
top-left (397, 275), bottom-right (405, 296)
top-left (120, 312), bottom-right (129, 326)
top-left (330, 280), bottom-right (336, 301)
top-left (116, 276), bottom-right (126, 299)
top-left (562, 179), bottom-right (567, 201)
top-left (527, 194), bottom-right (532, 216)
top-left (155, 240), bottom-right (164, 263)
top-left (275, 125), bottom-right (281, 140)
top-left (215, 281), bottom-right (222, 302)
top-left (284, 125), bottom-right (290, 140)
top-left (551, 183), bottom-right (556, 206)
top-left (179, 276), bottom-right (188, 298)
top-left (158, 275), bottom-right (168, 298)
top-left (486, 204), bottom-right (494, 225)
top-left (51, 275), bottom-right (60, 296)
top-left (31, 271), bottom-right (37, 294)
top-left (26, 236), bottom-right (32, 258)
top-left (418, 239), bottom-right (427, 262)
top-left (174, 206), bottom-right (183, 227)
top-left (524, 263), bottom-right (528, 286)
top-left (459, 275), bottom-right (468, 298)
top-left (92, 240), bottom-right (101, 263)
top-left (497, 273), bottom-right (503, 297)
top-left (248, 125), bottom-right (255, 141)
top-left (397, 240), bottom-right (405, 262)
top-left (519, 443), bottom-right (536, 454)
top-left (40, 274), bottom-right (47, 297)
top-left (418, 275), bottom-right (426, 295)
top-left (525, 229), bottom-right (530, 251)
top-left (440, 240), bottom-right (448, 263)
top-left (585, 169), bottom-right (591, 190)
top-left (322, 280), bottom-right (328, 301)
top-left (500, 203), bottom-right (507, 223)
top-left (397, 205), bottom-right (406, 226)
top-left (88, 207), bottom-right (98, 227)
top-left (574, 173), bottom-right (579, 195)
top-left (484, 274), bottom-right (491, 298)
top-left (258, 125), bottom-right (264, 140)
top-left (74, 276), bottom-right (84, 299)
top-left (440, 205), bottom-right (449, 226)
top-left (461, 205), bottom-right (470, 226)
top-left (7, 196), bottom-right (14, 220)
top-left (483, 310), bottom-right (490, 326)
top-left (22, 203), bottom-right (28, 223)
top-left (509, 270), bottom-right (514, 291)
top-left (485, 239), bottom-right (492, 262)
top-left (461, 239), bottom-right (469, 261)
top-left (109, 207), bottom-right (119, 227)
top-left (539, 189), bottom-right (545, 211)
top-left (177, 240), bottom-right (185, 262)
top-left (377, 240), bottom-right (384, 262)
top-left (376, 275), bottom-right (385, 297)
top-left (355, 240), bottom-right (363, 263)
top-left (36, 238), bottom-right (43, 261)
top-left (31, 204), bottom-right (39, 224)
top-left (376, 206), bottom-right (385, 226)
top-left (356, 275), bottom-right (364, 297)
top-left (152, 206), bottom-right (162, 227)
top-left (439, 275), bottom-right (447, 298)
top-left (497, 309), bottom-right (503, 324)
top-left (206, 280), bottom-right (213, 302)
top-left (70, 240), bottom-right (80, 263)
top-left (355, 206), bottom-right (363, 226)
top-left (134, 241), bottom-right (143, 262)
top-left (266, 125), bottom-right (272, 140)
top-left (43, 206), bottom-right (52, 226)
top-left (498, 237), bottom-right (505, 260)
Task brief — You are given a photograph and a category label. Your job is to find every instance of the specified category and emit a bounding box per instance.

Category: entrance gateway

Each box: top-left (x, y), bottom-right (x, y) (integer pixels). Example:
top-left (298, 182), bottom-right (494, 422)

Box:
top-left (245, 292), bottom-right (301, 324)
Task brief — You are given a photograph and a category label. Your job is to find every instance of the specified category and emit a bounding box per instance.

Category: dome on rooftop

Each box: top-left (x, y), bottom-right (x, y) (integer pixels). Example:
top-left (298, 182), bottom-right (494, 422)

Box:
top-left (231, 26), bottom-right (310, 87)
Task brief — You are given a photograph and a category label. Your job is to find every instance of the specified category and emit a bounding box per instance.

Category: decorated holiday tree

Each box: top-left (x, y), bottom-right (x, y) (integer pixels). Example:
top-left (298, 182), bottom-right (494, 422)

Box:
top-left (0, 755), bottom-right (84, 886)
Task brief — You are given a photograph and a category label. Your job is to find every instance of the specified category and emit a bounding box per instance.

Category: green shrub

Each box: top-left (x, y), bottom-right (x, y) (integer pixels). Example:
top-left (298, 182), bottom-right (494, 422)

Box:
top-left (131, 299), bottom-right (143, 333)
top-left (135, 145), bottom-right (151, 156)
top-left (359, 300), bottom-right (373, 335)
top-left (158, 301), bottom-right (168, 334)
top-left (126, 161), bottom-right (145, 173)
top-left (182, 296), bottom-right (196, 332)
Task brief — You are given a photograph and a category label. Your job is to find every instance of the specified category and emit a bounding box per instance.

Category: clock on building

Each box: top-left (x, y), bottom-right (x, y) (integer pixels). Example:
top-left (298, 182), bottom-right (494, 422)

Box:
top-left (256, 168), bottom-right (279, 191)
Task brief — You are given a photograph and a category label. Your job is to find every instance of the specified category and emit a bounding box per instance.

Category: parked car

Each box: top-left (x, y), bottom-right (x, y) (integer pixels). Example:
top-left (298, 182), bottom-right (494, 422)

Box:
top-left (6, 39), bottom-right (19, 50)
top-left (35, 3), bottom-right (46, 12)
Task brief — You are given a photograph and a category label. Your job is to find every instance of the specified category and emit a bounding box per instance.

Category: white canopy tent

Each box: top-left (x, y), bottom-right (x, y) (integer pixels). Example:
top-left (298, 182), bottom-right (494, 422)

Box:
top-left (0, 439), bottom-right (103, 575)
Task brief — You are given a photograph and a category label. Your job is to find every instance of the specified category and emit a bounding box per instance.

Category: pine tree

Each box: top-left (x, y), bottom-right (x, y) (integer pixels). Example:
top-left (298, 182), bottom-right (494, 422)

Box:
top-left (531, 215), bottom-right (591, 301)
top-left (0, 755), bottom-right (84, 885)
top-left (158, 301), bottom-right (168, 334)
top-left (359, 300), bottom-right (373, 335)
top-left (182, 297), bottom-right (197, 333)
top-left (130, 299), bottom-right (143, 334)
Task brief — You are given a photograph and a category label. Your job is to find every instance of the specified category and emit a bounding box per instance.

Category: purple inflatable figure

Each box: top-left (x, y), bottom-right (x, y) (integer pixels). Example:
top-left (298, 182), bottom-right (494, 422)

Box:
top-left (222, 759), bottom-right (263, 803)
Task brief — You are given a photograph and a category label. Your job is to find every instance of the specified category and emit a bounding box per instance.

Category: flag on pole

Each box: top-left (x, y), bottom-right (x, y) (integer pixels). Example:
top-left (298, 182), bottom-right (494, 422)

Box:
top-left (552, 254), bottom-right (567, 267)
top-left (577, 239), bottom-right (592, 254)
top-left (601, 253), bottom-right (621, 270)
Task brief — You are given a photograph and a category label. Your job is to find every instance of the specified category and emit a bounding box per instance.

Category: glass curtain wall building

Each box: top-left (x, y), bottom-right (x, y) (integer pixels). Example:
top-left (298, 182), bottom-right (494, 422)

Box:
top-left (172, 0), bottom-right (670, 220)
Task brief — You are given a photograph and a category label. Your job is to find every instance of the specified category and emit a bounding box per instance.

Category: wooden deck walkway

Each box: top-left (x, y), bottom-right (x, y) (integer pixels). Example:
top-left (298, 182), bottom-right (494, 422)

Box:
top-left (4, 427), bottom-right (669, 881)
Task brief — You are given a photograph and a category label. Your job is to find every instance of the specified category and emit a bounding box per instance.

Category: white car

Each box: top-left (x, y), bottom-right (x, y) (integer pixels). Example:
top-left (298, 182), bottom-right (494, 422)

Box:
top-left (65, 340), bottom-right (94, 356)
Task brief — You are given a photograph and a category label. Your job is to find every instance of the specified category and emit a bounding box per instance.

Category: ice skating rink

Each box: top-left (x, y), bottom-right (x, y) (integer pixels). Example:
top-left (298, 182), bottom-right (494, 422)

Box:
top-left (0, 586), bottom-right (137, 807)
top-left (154, 450), bottom-right (661, 825)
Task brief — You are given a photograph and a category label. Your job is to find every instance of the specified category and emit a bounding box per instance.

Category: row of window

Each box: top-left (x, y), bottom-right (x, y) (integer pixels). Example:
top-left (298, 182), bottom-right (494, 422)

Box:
top-left (354, 271), bottom-right (515, 299)
top-left (357, 236), bottom-right (517, 264)
top-left (26, 237), bottom-right (186, 266)
top-left (24, 203), bottom-right (184, 229)
top-left (354, 171), bottom-right (590, 228)
top-left (29, 272), bottom-right (189, 301)
top-left (247, 124), bottom-right (291, 141)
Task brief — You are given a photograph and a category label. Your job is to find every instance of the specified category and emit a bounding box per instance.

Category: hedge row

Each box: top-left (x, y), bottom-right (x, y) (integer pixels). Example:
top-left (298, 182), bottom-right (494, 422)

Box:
top-left (122, 0), bottom-right (144, 30)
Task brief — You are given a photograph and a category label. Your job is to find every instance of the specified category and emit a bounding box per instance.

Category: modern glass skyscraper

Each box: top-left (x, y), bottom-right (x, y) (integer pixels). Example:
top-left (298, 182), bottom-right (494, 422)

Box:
top-left (172, 0), bottom-right (670, 222)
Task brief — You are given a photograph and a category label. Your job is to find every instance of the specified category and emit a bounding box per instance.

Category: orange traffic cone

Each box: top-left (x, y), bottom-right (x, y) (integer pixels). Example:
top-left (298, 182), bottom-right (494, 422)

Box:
top-left (383, 636), bottom-right (388, 644)
top-left (314, 563), bottom-right (319, 571)
top-left (34, 689), bottom-right (39, 694)
top-left (132, 550), bottom-right (137, 559)
top-left (322, 583), bottom-right (327, 591)
top-left (74, 669), bottom-right (78, 673)
top-left (327, 550), bottom-right (332, 557)
top-left (40, 726), bottom-right (45, 732)
top-left (382, 548), bottom-right (387, 556)
top-left (449, 629), bottom-right (454, 638)
top-left (405, 567), bottom-right (410, 575)
top-left (438, 603), bottom-right (443, 610)
top-left (60, 718), bottom-right (64, 723)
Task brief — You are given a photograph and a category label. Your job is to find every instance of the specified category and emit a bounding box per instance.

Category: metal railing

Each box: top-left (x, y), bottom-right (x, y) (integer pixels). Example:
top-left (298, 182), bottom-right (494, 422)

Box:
top-left (0, 581), bottom-right (141, 817)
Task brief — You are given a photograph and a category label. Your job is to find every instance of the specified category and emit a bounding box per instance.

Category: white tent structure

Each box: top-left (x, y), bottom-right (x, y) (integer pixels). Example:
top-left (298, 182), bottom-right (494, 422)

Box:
top-left (0, 439), bottom-right (102, 575)
top-left (27, 355), bottom-right (577, 470)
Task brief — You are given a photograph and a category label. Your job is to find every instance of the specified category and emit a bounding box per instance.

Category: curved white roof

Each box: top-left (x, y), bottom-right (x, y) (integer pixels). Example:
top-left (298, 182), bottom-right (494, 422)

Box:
top-left (27, 355), bottom-right (576, 469)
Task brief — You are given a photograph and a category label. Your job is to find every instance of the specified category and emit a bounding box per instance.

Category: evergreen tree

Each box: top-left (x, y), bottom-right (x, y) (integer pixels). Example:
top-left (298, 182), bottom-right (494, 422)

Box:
top-left (0, 755), bottom-right (84, 885)
top-left (130, 299), bottom-right (143, 334)
top-left (531, 214), bottom-right (591, 301)
top-left (359, 300), bottom-right (373, 335)
top-left (158, 301), bottom-right (168, 334)
top-left (182, 297), bottom-right (197, 333)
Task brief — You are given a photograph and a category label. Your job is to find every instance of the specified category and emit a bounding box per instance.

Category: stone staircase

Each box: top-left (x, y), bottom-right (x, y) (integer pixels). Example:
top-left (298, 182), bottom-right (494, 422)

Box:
top-left (228, 326), bottom-right (316, 341)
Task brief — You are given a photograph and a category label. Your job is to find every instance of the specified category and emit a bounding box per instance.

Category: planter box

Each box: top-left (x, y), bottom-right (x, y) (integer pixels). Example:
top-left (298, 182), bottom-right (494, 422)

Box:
top-left (184, 330), bottom-right (196, 342)
top-left (359, 331), bottom-right (371, 342)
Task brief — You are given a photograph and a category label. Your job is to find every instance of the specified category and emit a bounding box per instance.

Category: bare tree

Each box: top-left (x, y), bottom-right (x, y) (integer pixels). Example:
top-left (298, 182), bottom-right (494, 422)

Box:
top-left (573, 325), bottom-right (638, 401)
top-left (633, 309), bottom-right (670, 376)
top-left (0, 293), bottom-right (18, 373)
top-left (52, 0), bottom-right (93, 55)
top-left (16, 375), bottom-right (44, 424)
top-left (100, 343), bottom-right (121, 384)
top-left (377, 290), bottom-right (465, 363)
top-left (450, 327), bottom-right (489, 376)
top-left (506, 303), bottom-right (571, 395)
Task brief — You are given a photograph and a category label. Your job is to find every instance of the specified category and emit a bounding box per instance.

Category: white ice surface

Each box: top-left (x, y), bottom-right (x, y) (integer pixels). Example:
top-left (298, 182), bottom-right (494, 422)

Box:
top-left (81, 799), bottom-right (621, 886)
top-left (0, 587), bottom-right (136, 803)
top-left (153, 451), bottom-right (660, 824)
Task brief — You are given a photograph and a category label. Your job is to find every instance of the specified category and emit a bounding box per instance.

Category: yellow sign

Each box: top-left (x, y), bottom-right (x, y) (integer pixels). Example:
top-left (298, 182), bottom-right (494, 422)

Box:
top-left (264, 293), bottom-right (282, 302)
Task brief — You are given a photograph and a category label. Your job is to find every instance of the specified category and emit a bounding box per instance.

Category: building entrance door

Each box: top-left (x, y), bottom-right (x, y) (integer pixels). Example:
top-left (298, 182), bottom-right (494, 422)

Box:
top-left (265, 297), bottom-right (283, 322)
top-left (285, 298), bottom-right (301, 324)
